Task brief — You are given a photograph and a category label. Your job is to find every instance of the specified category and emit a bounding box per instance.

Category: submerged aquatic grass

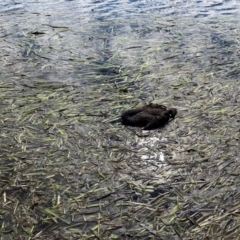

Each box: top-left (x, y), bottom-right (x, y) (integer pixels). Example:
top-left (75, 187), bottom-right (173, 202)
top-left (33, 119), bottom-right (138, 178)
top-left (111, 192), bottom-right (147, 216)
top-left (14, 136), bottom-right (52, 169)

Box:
top-left (0, 7), bottom-right (240, 240)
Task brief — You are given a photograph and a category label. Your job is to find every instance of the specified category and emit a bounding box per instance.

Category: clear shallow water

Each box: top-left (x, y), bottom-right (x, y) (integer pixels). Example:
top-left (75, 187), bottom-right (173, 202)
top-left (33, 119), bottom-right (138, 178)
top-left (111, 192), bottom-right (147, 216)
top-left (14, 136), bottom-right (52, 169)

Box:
top-left (1, 2), bottom-right (239, 238)
top-left (1, 0), bottom-right (240, 86)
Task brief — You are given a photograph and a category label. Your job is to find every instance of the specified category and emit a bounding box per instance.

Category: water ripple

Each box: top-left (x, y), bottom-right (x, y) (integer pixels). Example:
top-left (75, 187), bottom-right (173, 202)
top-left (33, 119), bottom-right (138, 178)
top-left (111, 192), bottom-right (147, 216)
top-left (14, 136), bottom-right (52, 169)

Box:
top-left (5, 0), bottom-right (239, 21)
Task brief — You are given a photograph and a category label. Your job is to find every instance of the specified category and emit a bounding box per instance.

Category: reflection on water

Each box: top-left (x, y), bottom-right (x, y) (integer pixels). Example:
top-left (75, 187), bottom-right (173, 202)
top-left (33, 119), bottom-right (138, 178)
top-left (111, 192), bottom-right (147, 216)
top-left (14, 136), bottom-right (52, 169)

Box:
top-left (8, 0), bottom-right (238, 22)
top-left (2, 0), bottom-right (240, 22)
top-left (1, 0), bottom-right (240, 85)
top-left (0, 1), bottom-right (23, 13)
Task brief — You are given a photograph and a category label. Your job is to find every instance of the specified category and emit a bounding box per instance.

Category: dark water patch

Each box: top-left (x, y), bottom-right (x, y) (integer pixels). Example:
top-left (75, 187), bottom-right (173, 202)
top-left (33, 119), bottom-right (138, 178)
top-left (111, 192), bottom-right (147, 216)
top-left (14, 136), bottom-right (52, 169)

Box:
top-left (221, 11), bottom-right (238, 15)
top-left (195, 13), bottom-right (209, 18)
top-left (206, 2), bottom-right (224, 8)
top-left (0, 2), bottom-right (23, 13)
top-left (211, 34), bottom-right (237, 48)
top-left (217, 7), bottom-right (237, 11)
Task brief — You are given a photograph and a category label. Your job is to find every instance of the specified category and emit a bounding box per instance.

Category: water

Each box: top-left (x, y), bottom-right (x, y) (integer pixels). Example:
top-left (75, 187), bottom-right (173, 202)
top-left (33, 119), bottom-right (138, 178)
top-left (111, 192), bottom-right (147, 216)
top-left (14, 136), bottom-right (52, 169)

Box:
top-left (0, 1), bottom-right (240, 81)
top-left (1, 2), bottom-right (239, 238)
top-left (1, 0), bottom-right (240, 86)
top-left (6, 0), bottom-right (239, 19)
top-left (17, 0), bottom-right (240, 19)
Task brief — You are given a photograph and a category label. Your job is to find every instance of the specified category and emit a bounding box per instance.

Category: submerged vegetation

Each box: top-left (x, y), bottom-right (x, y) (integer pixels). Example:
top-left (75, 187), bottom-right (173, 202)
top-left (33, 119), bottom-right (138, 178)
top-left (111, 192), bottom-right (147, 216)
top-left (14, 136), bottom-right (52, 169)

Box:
top-left (0, 2), bottom-right (240, 239)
